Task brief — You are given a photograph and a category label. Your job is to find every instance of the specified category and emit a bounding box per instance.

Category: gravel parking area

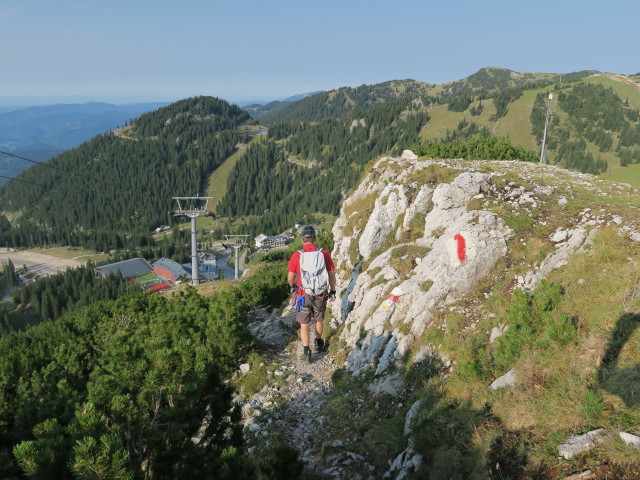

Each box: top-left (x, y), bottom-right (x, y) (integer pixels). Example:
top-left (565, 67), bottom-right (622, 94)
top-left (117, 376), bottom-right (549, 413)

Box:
top-left (0, 249), bottom-right (84, 277)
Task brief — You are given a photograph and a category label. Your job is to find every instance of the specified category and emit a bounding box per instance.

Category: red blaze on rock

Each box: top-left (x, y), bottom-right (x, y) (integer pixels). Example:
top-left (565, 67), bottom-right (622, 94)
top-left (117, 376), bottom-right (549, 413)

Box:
top-left (454, 234), bottom-right (466, 262)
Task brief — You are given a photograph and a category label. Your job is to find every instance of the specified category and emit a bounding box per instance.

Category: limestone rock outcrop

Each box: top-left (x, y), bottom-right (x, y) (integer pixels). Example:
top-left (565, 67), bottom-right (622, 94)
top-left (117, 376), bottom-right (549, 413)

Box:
top-left (331, 156), bottom-right (515, 376)
top-left (329, 155), bottom-right (638, 380)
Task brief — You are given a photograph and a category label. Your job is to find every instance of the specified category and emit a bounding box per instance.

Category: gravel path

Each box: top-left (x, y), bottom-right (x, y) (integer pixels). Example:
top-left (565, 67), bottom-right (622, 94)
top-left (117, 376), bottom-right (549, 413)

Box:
top-left (243, 307), bottom-right (343, 476)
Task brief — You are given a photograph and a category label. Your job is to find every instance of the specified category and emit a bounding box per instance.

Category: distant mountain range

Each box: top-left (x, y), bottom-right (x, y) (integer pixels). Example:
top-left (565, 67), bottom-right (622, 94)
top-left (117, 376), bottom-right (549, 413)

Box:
top-left (0, 101), bottom-right (168, 184)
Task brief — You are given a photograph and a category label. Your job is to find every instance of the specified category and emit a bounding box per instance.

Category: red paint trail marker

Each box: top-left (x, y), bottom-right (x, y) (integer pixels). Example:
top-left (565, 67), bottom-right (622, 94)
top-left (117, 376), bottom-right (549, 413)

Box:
top-left (454, 234), bottom-right (466, 262)
top-left (388, 293), bottom-right (400, 303)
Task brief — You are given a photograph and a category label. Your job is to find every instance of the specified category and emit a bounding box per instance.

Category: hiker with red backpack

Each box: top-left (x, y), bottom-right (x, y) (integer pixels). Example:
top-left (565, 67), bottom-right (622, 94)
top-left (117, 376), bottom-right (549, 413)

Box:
top-left (287, 226), bottom-right (336, 362)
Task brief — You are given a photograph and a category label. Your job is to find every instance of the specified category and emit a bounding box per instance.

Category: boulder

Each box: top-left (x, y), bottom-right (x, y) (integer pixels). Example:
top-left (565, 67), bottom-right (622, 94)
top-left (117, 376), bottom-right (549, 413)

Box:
top-left (489, 368), bottom-right (517, 390)
top-left (619, 431), bottom-right (640, 448)
top-left (557, 429), bottom-right (608, 459)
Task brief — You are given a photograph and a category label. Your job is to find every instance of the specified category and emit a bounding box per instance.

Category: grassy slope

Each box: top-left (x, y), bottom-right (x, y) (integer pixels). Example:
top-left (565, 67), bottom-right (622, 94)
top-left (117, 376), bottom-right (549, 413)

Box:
top-left (29, 246), bottom-right (108, 262)
top-left (601, 163), bottom-right (640, 184)
top-left (419, 100), bottom-right (498, 141)
top-left (206, 142), bottom-right (251, 210)
top-left (195, 134), bottom-right (266, 231)
top-left (419, 90), bottom-right (540, 152)
top-left (494, 88), bottom-right (540, 149)
top-left (446, 168), bottom-right (640, 473)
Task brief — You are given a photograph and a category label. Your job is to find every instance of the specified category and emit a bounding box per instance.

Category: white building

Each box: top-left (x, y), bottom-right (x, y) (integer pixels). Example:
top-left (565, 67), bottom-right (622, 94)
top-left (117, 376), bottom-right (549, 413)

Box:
top-left (254, 234), bottom-right (269, 249)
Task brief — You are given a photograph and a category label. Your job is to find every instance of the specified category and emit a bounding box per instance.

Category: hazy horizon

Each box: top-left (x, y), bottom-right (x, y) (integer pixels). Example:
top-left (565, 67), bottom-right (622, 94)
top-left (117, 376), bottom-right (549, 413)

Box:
top-left (2, 0), bottom-right (638, 104)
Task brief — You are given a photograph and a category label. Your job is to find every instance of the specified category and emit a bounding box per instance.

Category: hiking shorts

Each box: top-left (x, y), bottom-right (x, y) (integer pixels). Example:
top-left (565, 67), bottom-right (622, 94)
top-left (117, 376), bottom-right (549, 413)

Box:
top-left (295, 294), bottom-right (327, 325)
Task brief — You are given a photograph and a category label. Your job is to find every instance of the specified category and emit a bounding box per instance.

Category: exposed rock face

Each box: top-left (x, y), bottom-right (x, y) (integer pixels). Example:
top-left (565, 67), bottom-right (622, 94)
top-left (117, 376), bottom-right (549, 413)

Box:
top-left (330, 155), bottom-right (638, 380)
top-left (358, 183), bottom-right (409, 260)
top-left (332, 157), bottom-right (514, 376)
top-left (489, 368), bottom-right (517, 390)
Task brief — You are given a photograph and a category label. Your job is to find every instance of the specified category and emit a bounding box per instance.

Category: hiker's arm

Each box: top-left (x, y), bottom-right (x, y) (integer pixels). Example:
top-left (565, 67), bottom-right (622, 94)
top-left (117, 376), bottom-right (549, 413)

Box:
top-left (328, 269), bottom-right (336, 291)
top-left (287, 271), bottom-right (297, 288)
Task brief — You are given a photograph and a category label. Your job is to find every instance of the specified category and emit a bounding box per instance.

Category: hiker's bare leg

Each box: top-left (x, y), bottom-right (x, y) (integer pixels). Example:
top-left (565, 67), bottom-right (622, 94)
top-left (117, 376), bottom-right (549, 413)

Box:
top-left (315, 321), bottom-right (323, 340)
top-left (300, 323), bottom-right (310, 347)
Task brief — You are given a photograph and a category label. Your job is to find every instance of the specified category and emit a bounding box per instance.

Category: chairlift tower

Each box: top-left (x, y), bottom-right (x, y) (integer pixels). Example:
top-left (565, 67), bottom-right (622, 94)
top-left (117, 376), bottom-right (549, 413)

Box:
top-left (223, 234), bottom-right (249, 279)
top-left (172, 196), bottom-right (213, 286)
top-left (540, 93), bottom-right (553, 164)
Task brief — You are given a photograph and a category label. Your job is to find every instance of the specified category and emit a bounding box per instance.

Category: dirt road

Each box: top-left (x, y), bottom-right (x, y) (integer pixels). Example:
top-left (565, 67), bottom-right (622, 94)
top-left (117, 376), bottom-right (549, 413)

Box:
top-left (608, 74), bottom-right (640, 92)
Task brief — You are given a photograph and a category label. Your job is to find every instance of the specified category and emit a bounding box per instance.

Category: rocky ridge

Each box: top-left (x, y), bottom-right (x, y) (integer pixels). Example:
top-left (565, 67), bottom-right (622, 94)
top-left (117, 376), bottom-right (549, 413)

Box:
top-left (238, 151), bottom-right (640, 479)
top-left (331, 152), bottom-right (638, 378)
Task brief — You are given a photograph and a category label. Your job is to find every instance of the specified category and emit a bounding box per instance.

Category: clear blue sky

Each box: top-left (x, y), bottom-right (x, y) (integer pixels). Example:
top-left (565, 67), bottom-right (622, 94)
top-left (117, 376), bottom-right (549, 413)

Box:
top-left (1, 0), bottom-right (638, 105)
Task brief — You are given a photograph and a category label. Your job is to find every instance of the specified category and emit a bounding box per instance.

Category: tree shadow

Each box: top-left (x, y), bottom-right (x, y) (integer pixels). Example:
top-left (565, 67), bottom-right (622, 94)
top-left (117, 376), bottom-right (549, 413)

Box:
top-left (597, 312), bottom-right (640, 407)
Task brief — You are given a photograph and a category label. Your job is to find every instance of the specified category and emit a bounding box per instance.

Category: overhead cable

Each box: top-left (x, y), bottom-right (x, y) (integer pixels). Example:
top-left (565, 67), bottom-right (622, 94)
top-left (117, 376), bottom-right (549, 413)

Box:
top-left (0, 174), bottom-right (87, 196)
top-left (0, 149), bottom-right (118, 187)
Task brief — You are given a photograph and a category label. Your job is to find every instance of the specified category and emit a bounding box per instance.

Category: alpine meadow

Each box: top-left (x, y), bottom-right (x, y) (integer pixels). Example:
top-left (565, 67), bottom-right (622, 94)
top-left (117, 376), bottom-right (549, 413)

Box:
top-left (1, 67), bottom-right (640, 479)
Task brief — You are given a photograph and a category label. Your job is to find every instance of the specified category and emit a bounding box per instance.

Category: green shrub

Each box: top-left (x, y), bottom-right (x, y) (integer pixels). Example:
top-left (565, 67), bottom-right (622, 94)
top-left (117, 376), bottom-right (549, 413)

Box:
top-left (457, 334), bottom-right (492, 381)
top-left (544, 314), bottom-right (576, 345)
top-left (492, 280), bottom-right (573, 373)
top-left (430, 446), bottom-right (465, 480)
top-left (411, 388), bottom-right (488, 478)
top-left (239, 263), bottom-right (289, 308)
top-left (258, 443), bottom-right (304, 480)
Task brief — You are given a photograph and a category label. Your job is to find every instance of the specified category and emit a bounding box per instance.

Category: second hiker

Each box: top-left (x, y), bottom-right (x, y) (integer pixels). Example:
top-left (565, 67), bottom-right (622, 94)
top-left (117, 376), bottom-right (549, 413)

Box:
top-left (287, 225), bottom-right (336, 362)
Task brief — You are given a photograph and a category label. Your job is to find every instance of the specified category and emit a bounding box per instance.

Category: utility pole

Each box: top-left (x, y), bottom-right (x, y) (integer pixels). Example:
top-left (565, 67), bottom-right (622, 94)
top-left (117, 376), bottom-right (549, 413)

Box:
top-left (223, 234), bottom-right (248, 279)
top-left (171, 196), bottom-right (213, 286)
top-left (540, 93), bottom-right (553, 164)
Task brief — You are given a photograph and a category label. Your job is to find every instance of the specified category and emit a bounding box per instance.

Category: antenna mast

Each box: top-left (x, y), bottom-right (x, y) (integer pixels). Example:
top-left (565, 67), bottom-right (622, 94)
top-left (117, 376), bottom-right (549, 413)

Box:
top-left (172, 196), bottom-right (213, 286)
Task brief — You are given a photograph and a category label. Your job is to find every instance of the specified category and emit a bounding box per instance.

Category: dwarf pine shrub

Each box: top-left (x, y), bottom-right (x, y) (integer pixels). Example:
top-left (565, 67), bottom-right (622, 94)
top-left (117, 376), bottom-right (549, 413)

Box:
top-left (492, 280), bottom-right (576, 373)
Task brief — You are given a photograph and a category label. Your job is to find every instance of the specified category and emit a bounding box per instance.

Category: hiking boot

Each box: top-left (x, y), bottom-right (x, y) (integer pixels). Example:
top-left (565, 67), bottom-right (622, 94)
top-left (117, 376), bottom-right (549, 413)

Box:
top-left (302, 346), bottom-right (312, 363)
top-left (315, 338), bottom-right (325, 353)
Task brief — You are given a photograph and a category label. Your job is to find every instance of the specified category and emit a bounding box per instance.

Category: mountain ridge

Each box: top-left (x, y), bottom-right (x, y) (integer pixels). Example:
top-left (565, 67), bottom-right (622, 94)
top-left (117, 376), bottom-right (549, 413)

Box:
top-left (2, 67), bottom-right (640, 251)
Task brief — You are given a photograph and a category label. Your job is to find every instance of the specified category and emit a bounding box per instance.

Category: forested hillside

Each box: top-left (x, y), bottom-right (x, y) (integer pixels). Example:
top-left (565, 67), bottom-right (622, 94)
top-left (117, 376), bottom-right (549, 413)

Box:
top-left (0, 262), bottom-right (289, 479)
top-left (0, 97), bottom-right (252, 248)
top-left (218, 97), bottom-right (430, 237)
top-left (439, 67), bottom-right (598, 98)
top-left (0, 102), bottom-right (169, 185)
top-left (256, 79), bottom-right (433, 124)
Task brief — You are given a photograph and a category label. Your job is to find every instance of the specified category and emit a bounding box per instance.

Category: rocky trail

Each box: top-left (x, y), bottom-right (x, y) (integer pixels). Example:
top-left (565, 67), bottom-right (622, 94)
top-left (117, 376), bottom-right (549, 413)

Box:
top-left (241, 306), bottom-right (349, 477)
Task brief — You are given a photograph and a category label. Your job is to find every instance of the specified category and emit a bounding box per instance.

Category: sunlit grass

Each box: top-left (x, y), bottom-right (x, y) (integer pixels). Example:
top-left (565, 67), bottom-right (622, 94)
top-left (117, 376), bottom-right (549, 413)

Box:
top-left (495, 89), bottom-right (539, 149)
top-left (601, 163), bottom-right (640, 186)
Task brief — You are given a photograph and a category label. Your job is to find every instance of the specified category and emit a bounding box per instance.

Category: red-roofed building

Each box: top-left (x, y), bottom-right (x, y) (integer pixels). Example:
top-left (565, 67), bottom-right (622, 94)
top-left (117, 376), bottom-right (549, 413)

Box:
top-left (148, 282), bottom-right (170, 292)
